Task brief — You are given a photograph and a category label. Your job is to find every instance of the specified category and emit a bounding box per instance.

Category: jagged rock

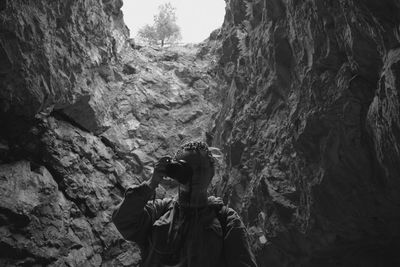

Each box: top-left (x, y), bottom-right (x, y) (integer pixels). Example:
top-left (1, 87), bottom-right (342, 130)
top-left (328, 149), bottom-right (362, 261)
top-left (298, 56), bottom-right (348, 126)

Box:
top-left (0, 161), bottom-right (57, 224)
top-left (0, 0), bottom-right (222, 265)
top-left (104, 43), bottom-right (222, 161)
top-left (0, 0), bottom-right (128, 134)
top-left (212, 0), bottom-right (400, 266)
top-left (3, 0), bottom-right (400, 266)
top-left (0, 161), bottom-right (82, 266)
top-left (0, 23), bottom-right (222, 265)
top-left (367, 48), bottom-right (400, 181)
top-left (0, 115), bottom-right (144, 265)
top-left (123, 63), bottom-right (137, 75)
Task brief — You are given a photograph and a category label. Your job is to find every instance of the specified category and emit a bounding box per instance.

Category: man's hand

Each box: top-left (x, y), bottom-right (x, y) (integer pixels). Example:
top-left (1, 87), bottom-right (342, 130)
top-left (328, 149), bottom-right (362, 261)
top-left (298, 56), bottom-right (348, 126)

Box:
top-left (147, 156), bottom-right (170, 190)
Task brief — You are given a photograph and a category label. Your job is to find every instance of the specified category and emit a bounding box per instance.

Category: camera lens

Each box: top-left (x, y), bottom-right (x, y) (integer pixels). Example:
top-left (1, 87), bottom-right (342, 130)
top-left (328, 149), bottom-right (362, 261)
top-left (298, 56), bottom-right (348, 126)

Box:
top-left (165, 159), bottom-right (192, 184)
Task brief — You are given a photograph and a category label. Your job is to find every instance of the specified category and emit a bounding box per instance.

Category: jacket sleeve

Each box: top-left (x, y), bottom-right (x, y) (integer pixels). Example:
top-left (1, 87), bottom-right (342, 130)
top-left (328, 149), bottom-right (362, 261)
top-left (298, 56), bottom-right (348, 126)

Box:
top-left (111, 182), bottom-right (171, 246)
top-left (223, 208), bottom-right (258, 267)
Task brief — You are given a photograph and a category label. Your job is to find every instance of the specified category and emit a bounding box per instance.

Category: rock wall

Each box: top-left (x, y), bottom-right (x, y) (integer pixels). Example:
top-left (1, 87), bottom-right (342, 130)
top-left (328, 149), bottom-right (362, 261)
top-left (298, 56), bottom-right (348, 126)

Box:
top-left (0, 0), bottom-right (221, 266)
top-left (0, 0), bottom-right (127, 132)
top-left (0, 0), bottom-right (137, 266)
top-left (2, 0), bottom-right (400, 266)
top-left (212, 0), bottom-right (400, 266)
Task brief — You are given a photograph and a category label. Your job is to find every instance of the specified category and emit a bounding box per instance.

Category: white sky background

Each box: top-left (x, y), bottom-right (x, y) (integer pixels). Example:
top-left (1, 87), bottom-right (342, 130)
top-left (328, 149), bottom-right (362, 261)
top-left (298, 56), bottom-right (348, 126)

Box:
top-left (121, 0), bottom-right (226, 44)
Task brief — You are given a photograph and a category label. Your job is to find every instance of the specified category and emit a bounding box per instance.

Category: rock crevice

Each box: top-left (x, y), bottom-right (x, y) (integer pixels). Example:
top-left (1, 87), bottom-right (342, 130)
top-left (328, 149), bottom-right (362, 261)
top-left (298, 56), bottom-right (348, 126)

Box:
top-left (1, 0), bottom-right (400, 266)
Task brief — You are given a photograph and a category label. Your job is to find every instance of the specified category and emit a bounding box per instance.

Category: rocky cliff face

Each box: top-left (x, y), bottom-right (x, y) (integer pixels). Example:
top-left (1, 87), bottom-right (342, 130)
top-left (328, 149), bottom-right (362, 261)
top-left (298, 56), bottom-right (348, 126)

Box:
top-left (0, 0), bottom-right (127, 130)
top-left (213, 0), bottom-right (400, 266)
top-left (2, 0), bottom-right (400, 266)
top-left (0, 0), bottom-right (221, 266)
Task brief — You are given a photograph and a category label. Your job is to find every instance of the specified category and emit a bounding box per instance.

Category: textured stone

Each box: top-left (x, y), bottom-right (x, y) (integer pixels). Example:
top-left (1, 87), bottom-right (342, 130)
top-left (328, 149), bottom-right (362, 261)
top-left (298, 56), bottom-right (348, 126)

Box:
top-left (0, 0), bottom-right (128, 133)
top-left (0, 161), bottom-right (71, 265)
top-left (0, 1), bottom-right (222, 265)
top-left (0, 117), bottom-right (145, 266)
top-left (103, 43), bottom-right (222, 161)
top-left (212, 0), bottom-right (400, 266)
top-left (2, 0), bottom-right (400, 266)
top-left (0, 161), bottom-right (57, 225)
top-left (367, 48), bottom-right (400, 181)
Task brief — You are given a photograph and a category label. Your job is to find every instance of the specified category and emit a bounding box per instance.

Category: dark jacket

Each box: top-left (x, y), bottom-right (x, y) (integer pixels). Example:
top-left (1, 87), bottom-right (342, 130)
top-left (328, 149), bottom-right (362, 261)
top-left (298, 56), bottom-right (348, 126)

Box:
top-left (112, 183), bottom-right (258, 267)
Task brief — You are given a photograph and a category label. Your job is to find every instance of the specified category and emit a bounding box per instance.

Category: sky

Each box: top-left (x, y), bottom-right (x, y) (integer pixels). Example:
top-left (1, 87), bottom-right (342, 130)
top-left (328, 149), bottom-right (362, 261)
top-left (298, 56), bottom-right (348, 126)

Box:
top-left (121, 0), bottom-right (226, 44)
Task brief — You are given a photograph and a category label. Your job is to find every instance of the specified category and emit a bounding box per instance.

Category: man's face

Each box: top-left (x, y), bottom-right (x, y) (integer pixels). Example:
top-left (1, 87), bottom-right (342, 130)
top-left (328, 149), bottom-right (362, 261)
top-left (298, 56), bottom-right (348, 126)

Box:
top-left (175, 150), bottom-right (214, 192)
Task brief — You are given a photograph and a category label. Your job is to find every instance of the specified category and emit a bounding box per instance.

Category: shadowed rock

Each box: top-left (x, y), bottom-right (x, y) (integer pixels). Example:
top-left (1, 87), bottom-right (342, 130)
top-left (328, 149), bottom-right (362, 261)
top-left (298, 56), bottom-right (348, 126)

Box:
top-left (212, 0), bottom-right (400, 266)
top-left (2, 0), bottom-right (400, 266)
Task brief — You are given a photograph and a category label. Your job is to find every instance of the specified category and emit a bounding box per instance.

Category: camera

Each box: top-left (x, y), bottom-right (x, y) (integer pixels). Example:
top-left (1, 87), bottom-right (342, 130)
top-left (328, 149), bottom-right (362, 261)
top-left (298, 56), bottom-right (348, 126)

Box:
top-left (164, 157), bottom-right (193, 184)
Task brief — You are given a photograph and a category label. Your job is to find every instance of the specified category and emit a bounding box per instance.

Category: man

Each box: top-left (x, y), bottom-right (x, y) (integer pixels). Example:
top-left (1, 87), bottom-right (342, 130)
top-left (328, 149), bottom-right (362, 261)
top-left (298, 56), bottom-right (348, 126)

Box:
top-left (112, 141), bottom-right (257, 267)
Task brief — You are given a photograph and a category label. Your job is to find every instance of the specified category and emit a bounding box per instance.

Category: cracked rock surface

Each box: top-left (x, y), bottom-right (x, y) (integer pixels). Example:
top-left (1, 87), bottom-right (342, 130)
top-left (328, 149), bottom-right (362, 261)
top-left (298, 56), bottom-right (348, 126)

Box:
top-left (2, 0), bottom-right (400, 266)
top-left (0, 0), bottom-right (221, 266)
top-left (211, 0), bottom-right (400, 266)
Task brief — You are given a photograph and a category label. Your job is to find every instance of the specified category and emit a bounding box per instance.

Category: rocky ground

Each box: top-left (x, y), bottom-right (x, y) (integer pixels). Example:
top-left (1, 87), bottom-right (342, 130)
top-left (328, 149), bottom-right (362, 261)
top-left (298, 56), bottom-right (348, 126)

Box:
top-left (1, 0), bottom-right (400, 266)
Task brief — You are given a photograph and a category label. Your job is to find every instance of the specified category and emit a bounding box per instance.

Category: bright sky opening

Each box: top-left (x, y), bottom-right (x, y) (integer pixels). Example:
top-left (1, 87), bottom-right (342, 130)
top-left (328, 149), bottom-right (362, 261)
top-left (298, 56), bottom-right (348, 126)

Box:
top-left (121, 0), bottom-right (226, 44)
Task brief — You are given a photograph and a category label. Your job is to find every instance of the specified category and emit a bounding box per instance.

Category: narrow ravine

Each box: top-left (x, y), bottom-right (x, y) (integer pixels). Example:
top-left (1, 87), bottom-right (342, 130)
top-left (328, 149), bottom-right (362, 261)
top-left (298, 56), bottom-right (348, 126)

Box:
top-left (1, 0), bottom-right (400, 266)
